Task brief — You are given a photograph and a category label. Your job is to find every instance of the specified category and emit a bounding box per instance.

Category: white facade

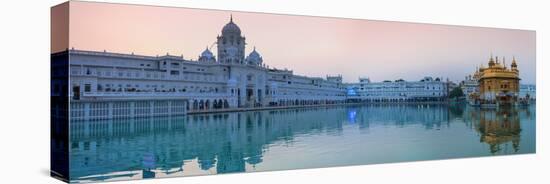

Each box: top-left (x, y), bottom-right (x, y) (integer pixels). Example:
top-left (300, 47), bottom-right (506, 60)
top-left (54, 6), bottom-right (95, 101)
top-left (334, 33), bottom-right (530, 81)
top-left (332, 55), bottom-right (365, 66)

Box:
top-left (461, 75), bottom-right (479, 97)
top-left (519, 84), bottom-right (536, 100)
top-left (347, 77), bottom-right (448, 102)
top-left (66, 17), bottom-right (347, 111)
top-left (60, 16), bottom-right (455, 116)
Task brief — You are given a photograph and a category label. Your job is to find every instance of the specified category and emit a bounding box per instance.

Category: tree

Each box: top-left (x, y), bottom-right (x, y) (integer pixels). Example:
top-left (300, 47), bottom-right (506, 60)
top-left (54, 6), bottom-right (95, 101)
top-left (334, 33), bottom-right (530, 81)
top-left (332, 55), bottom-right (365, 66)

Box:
top-left (449, 87), bottom-right (465, 100)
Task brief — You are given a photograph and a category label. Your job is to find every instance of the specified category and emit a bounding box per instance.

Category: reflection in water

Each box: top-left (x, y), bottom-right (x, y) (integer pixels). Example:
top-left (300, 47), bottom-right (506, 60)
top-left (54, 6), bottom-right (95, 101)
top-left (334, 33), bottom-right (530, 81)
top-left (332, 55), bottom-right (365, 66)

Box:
top-left (347, 108), bottom-right (357, 124)
top-left (142, 152), bottom-right (156, 179)
top-left (68, 104), bottom-right (535, 182)
top-left (471, 107), bottom-right (531, 154)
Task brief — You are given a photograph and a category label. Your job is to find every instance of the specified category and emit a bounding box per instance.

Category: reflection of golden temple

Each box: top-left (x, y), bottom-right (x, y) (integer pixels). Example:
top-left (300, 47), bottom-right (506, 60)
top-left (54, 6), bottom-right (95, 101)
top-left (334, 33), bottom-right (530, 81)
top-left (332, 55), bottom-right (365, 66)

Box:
top-left (472, 108), bottom-right (521, 154)
top-left (469, 55), bottom-right (528, 107)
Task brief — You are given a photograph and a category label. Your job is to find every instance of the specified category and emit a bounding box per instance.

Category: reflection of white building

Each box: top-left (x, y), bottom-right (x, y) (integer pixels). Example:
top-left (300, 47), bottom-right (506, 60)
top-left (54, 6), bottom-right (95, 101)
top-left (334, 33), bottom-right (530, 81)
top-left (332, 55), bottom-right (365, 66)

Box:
top-left (65, 16), bottom-right (347, 113)
top-left (68, 104), bottom-right (453, 181)
top-left (519, 84), bottom-right (536, 100)
top-left (347, 77), bottom-right (448, 102)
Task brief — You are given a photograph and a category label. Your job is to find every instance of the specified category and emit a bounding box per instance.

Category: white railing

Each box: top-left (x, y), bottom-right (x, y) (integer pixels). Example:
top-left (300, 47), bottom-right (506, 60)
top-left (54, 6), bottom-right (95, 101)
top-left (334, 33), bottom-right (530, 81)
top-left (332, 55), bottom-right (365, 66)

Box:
top-left (82, 92), bottom-right (231, 98)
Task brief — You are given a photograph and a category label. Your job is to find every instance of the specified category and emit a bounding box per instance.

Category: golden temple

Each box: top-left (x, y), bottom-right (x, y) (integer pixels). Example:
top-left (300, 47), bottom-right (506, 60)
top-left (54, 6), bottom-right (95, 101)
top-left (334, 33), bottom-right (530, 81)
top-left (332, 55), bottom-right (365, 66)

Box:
top-left (469, 55), bottom-right (527, 106)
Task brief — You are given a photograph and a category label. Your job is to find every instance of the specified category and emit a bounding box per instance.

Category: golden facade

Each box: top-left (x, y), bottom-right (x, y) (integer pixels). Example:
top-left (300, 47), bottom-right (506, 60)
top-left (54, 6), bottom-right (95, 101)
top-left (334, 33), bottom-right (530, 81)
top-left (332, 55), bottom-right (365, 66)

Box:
top-left (472, 56), bottom-right (521, 106)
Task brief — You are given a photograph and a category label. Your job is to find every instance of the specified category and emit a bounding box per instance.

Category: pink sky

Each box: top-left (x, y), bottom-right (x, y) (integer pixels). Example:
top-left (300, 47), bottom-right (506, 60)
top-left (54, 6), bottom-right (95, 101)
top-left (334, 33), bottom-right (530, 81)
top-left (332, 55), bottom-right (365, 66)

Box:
top-left (66, 1), bottom-right (536, 84)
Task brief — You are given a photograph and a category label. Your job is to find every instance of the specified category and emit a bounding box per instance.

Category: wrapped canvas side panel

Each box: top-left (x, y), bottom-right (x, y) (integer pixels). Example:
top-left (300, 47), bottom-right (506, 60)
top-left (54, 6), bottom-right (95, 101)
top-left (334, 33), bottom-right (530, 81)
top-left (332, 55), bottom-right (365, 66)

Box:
top-left (51, 2), bottom-right (70, 183)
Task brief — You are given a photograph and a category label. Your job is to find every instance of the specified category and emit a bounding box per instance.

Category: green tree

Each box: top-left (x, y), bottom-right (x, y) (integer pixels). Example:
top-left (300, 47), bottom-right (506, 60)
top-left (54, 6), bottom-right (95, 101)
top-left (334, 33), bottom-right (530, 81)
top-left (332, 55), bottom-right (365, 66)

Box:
top-left (449, 87), bottom-right (465, 100)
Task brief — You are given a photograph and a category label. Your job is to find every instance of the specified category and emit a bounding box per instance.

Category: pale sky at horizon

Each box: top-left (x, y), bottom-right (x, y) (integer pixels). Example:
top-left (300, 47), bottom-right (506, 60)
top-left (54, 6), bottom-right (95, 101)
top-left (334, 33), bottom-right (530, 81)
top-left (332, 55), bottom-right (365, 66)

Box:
top-left (65, 1), bottom-right (536, 84)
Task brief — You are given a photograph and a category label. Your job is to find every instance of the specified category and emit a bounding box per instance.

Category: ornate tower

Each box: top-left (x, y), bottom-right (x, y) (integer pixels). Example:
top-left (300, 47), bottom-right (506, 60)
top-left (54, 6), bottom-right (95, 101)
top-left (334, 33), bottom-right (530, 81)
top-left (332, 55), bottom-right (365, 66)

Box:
top-left (511, 56), bottom-right (518, 71)
top-left (217, 15), bottom-right (246, 64)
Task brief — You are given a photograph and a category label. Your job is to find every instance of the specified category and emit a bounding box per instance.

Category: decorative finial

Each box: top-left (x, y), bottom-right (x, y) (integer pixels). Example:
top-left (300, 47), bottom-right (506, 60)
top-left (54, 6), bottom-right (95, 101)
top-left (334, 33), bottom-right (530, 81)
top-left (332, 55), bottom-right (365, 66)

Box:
top-left (253, 46), bottom-right (256, 51)
top-left (230, 14), bottom-right (233, 23)
top-left (511, 56), bottom-right (518, 68)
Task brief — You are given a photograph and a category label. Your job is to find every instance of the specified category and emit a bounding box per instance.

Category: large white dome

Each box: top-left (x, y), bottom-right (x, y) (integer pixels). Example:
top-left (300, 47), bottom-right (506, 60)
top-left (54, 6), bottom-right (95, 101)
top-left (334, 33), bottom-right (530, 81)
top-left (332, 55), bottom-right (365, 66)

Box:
top-left (221, 16), bottom-right (241, 36)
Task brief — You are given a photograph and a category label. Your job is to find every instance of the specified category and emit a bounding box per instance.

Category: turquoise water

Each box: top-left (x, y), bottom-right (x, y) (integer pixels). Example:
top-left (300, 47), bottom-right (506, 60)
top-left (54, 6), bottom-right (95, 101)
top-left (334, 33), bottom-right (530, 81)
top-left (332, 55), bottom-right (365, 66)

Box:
top-left (69, 104), bottom-right (536, 182)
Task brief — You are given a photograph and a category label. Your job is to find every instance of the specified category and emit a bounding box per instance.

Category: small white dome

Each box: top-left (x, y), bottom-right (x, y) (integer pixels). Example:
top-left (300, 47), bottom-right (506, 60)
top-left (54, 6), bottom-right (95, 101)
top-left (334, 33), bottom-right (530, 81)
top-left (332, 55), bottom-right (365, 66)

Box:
top-left (246, 47), bottom-right (263, 65)
top-left (199, 47), bottom-right (216, 62)
top-left (201, 48), bottom-right (213, 58)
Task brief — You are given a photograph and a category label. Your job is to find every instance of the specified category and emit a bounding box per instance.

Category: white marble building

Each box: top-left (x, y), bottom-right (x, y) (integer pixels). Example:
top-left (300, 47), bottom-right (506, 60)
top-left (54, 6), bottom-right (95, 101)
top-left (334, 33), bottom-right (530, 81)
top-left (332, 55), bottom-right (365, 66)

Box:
top-left (461, 74), bottom-right (479, 97)
top-left (347, 77), bottom-right (448, 102)
top-left (519, 84), bottom-right (536, 100)
top-left (67, 16), bottom-right (347, 112)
